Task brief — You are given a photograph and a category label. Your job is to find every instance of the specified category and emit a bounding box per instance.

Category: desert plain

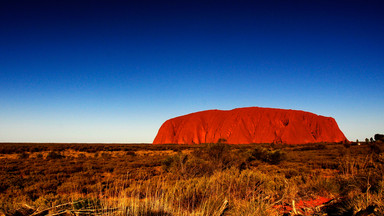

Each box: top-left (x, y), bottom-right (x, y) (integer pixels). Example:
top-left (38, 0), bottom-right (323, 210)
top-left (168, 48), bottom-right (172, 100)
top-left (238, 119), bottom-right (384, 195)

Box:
top-left (1, 141), bottom-right (383, 216)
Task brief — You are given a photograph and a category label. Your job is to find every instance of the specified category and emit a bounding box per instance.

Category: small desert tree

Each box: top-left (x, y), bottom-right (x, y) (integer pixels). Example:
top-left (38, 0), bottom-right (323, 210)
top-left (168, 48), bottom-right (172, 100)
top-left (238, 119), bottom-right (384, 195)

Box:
top-left (374, 134), bottom-right (384, 142)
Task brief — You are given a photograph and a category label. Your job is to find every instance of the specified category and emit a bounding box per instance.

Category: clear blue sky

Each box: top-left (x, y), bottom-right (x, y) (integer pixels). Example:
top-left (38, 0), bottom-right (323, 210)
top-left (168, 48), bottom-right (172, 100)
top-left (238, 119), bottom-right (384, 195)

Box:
top-left (1, 0), bottom-right (383, 143)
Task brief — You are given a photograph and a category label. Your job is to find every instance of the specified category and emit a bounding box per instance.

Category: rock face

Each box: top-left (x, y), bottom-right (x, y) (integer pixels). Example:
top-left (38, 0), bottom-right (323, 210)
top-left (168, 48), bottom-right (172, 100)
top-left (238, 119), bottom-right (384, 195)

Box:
top-left (153, 107), bottom-right (348, 144)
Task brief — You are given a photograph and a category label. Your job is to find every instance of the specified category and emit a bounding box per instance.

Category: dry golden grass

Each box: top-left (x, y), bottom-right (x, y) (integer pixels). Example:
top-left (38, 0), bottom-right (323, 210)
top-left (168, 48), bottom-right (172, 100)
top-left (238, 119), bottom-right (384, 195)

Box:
top-left (0, 142), bottom-right (383, 215)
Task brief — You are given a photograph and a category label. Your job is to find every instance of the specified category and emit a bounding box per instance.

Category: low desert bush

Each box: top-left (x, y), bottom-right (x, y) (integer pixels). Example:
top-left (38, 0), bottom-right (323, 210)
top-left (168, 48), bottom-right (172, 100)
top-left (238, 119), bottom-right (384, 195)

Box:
top-left (125, 151), bottom-right (136, 156)
top-left (308, 177), bottom-right (340, 196)
top-left (162, 153), bottom-right (215, 177)
top-left (248, 146), bottom-right (286, 165)
top-left (46, 151), bottom-right (65, 160)
top-left (162, 153), bottom-right (188, 174)
top-left (194, 143), bottom-right (232, 168)
top-left (369, 143), bottom-right (383, 154)
top-left (18, 152), bottom-right (30, 159)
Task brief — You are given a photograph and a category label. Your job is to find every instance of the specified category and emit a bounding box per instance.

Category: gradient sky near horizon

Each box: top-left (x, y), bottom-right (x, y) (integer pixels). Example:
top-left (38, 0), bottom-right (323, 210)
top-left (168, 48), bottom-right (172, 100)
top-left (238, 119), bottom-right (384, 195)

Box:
top-left (1, 0), bottom-right (383, 143)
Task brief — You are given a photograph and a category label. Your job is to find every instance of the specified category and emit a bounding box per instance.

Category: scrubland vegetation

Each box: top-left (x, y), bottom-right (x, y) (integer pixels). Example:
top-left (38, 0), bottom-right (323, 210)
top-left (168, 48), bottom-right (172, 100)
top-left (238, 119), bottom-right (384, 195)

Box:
top-left (0, 141), bottom-right (383, 215)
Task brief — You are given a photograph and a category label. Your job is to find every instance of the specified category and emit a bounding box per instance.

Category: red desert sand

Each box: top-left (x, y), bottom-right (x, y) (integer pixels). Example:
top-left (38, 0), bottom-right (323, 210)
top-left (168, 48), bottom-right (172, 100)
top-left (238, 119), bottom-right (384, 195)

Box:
top-left (153, 107), bottom-right (348, 144)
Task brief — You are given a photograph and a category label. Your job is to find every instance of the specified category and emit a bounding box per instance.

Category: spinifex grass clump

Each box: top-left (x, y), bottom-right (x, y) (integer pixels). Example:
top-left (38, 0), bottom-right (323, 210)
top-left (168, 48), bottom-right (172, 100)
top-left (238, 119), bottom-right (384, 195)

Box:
top-left (110, 168), bottom-right (282, 215)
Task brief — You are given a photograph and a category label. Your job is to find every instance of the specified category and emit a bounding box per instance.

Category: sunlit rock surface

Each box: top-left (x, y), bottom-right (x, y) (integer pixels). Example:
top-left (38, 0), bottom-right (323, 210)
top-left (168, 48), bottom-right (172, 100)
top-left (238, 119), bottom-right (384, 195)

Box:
top-left (153, 107), bottom-right (348, 144)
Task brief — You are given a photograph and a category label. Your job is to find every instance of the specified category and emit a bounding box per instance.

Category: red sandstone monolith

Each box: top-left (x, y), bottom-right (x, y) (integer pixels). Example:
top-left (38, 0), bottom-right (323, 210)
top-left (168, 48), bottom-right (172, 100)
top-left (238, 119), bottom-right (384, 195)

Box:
top-left (153, 107), bottom-right (348, 144)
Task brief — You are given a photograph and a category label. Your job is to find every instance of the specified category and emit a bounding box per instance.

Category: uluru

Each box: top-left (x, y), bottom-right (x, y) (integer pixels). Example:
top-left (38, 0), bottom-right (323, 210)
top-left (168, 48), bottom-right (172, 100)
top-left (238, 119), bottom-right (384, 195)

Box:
top-left (153, 107), bottom-right (348, 144)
